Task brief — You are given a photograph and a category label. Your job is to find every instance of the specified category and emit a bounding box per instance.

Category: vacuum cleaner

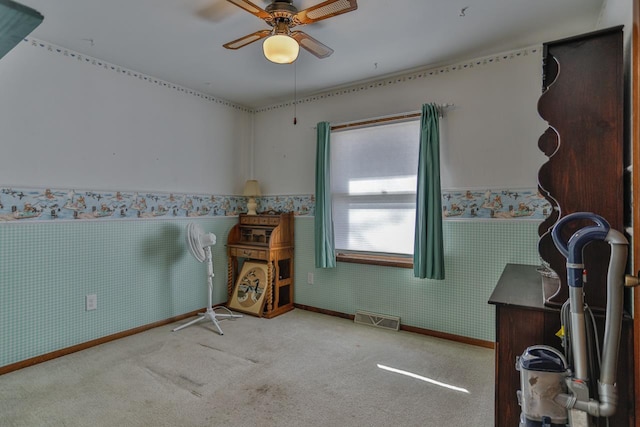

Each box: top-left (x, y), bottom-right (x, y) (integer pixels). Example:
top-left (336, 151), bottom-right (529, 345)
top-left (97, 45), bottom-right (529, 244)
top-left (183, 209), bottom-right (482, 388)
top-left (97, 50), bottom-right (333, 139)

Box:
top-left (516, 212), bottom-right (628, 427)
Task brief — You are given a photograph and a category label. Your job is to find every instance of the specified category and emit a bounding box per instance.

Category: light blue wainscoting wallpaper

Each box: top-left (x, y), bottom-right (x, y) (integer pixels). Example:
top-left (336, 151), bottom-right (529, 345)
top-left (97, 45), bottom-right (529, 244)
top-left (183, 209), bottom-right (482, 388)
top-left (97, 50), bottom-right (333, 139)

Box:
top-left (2, 212), bottom-right (542, 368)
top-left (293, 218), bottom-right (542, 342)
top-left (0, 217), bottom-right (236, 368)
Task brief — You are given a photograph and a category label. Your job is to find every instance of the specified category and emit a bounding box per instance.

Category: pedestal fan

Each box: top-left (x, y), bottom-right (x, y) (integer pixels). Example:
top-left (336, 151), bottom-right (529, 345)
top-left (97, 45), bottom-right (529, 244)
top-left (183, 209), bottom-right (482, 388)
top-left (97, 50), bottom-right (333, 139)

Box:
top-left (172, 222), bottom-right (242, 335)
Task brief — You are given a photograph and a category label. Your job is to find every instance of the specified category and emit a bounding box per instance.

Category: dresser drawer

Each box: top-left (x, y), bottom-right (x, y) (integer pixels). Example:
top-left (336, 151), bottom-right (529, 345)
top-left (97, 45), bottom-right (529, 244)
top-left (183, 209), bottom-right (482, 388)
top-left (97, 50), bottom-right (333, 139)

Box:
top-left (240, 216), bottom-right (261, 225)
top-left (240, 215), bottom-right (280, 226)
top-left (229, 247), bottom-right (267, 260)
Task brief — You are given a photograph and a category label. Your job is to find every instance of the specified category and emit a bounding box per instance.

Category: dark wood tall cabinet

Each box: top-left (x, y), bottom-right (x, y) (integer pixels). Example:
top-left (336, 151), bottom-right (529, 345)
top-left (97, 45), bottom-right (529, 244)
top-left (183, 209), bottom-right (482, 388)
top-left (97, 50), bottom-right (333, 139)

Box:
top-left (537, 26), bottom-right (624, 309)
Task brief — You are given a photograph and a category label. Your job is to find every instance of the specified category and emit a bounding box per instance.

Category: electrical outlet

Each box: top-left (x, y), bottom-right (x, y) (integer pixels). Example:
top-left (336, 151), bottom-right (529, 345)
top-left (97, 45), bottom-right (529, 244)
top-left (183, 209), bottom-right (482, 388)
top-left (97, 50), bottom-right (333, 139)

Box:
top-left (307, 272), bottom-right (314, 285)
top-left (86, 294), bottom-right (97, 311)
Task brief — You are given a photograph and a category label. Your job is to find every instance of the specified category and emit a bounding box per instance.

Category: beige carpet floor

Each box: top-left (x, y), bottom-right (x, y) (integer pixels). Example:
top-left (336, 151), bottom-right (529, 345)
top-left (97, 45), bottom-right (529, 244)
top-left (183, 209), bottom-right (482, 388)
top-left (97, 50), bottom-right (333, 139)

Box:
top-left (0, 309), bottom-right (495, 426)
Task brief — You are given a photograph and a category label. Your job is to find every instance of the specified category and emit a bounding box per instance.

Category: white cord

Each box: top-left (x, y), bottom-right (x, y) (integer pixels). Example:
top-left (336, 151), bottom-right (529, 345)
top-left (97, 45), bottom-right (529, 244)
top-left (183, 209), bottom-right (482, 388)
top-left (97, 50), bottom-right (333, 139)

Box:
top-left (213, 305), bottom-right (241, 321)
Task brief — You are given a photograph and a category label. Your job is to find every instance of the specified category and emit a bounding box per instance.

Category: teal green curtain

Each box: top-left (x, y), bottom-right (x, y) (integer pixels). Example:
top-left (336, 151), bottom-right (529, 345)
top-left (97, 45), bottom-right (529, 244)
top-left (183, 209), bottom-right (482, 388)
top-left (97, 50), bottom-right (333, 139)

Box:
top-left (314, 121), bottom-right (336, 268)
top-left (0, 0), bottom-right (43, 60)
top-left (413, 104), bottom-right (445, 279)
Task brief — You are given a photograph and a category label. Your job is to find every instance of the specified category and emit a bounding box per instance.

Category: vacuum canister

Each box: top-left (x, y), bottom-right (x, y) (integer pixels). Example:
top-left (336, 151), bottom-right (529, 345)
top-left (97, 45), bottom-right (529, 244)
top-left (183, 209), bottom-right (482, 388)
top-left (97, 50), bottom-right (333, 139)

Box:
top-left (517, 345), bottom-right (568, 427)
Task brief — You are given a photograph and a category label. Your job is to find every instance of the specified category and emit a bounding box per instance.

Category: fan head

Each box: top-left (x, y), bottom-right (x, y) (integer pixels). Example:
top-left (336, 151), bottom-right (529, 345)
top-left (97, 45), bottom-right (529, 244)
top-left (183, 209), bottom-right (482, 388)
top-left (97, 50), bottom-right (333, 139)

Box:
top-left (186, 222), bottom-right (217, 263)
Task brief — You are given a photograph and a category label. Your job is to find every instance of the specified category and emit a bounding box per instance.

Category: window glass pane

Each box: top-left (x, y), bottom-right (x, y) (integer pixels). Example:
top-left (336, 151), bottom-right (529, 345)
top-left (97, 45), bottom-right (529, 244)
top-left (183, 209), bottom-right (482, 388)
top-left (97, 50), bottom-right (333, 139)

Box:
top-left (333, 196), bottom-right (416, 254)
top-left (332, 121), bottom-right (419, 195)
top-left (331, 119), bottom-right (419, 255)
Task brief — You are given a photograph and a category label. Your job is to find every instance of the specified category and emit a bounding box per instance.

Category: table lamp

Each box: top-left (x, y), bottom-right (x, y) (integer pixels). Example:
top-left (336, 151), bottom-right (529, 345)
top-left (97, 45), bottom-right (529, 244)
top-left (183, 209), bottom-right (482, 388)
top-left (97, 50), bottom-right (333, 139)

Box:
top-left (243, 180), bottom-right (261, 215)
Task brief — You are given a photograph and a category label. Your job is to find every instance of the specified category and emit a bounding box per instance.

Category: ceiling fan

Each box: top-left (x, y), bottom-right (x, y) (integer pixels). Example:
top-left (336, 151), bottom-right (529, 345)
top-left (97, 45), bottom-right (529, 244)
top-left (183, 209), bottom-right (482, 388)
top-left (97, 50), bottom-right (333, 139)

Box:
top-left (223, 0), bottom-right (358, 63)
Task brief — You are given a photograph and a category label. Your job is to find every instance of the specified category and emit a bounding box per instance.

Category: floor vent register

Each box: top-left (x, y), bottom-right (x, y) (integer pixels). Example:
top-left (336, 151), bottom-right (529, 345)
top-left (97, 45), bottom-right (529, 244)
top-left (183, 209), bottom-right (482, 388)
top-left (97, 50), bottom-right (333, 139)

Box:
top-left (354, 310), bottom-right (400, 331)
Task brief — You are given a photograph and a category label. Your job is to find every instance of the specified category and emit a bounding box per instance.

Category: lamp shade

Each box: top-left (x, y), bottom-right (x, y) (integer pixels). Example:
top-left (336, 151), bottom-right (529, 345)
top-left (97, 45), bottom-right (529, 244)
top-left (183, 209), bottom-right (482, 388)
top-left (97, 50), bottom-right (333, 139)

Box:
top-left (243, 180), bottom-right (261, 197)
top-left (263, 34), bottom-right (299, 64)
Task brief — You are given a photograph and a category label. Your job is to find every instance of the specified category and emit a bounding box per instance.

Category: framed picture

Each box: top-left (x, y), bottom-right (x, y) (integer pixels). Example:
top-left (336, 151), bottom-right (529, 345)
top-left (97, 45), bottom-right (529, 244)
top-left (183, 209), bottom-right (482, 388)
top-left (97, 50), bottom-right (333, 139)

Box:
top-left (228, 261), bottom-right (269, 317)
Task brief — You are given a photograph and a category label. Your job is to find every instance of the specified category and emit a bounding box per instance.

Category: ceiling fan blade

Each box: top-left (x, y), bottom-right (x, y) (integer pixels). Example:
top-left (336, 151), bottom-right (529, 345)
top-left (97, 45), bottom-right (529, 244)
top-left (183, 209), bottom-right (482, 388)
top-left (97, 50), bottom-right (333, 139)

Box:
top-left (225, 0), bottom-right (271, 20)
top-left (197, 2), bottom-right (236, 22)
top-left (293, 0), bottom-right (357, 25)
top-left (223, 30), bottom-right (271, 49)
top-left (291, 31), bottom-right (333, 58)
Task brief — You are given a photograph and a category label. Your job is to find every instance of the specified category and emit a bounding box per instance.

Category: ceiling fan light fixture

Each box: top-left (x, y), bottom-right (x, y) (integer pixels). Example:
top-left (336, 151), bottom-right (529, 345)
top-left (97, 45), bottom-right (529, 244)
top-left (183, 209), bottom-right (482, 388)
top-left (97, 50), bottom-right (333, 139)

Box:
top-left (263, 34), bottom-right (299, 64)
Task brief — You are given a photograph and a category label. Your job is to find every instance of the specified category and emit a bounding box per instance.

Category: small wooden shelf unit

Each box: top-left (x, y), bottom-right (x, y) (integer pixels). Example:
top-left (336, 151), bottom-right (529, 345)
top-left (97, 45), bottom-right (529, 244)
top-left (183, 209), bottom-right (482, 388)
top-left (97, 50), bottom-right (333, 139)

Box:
top-left (226, 212), bottom-right (294, 318)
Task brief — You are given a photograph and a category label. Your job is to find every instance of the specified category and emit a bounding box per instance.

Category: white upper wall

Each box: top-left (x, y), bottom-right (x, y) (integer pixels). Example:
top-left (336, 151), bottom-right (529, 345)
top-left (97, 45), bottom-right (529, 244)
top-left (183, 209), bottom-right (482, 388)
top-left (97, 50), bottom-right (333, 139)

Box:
top-left (0, 40), bottom-right (251, 195)
top-left (252, 48), bottom-right (549, 195)
top-left (3, 13), bottom-right (627, 199)
top-left (596, 0), bottom-right (632, 168)
top-left (597, 0), bottom-right (631, 30)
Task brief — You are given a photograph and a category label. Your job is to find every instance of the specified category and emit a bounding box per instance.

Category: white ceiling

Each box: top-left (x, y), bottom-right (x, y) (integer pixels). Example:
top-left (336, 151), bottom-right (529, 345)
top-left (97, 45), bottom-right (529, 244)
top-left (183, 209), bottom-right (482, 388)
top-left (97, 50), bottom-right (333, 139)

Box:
top-left (16, 0), bottom-right (605, 108)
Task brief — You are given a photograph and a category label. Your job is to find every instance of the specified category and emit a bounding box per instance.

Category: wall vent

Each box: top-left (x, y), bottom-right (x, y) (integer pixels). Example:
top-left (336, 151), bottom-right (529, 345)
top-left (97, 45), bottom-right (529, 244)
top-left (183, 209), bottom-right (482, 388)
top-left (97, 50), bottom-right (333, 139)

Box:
top-left (354, 310), bottom-right (400, 331)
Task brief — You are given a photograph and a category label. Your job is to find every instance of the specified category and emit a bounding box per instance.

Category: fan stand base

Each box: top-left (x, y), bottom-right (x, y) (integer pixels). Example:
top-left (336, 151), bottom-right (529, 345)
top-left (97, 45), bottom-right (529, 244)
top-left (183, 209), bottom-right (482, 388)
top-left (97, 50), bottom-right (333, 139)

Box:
top-left (172, 307), bottom-right (243, 335)
top-left (174, 238), bottom-right (242, 335)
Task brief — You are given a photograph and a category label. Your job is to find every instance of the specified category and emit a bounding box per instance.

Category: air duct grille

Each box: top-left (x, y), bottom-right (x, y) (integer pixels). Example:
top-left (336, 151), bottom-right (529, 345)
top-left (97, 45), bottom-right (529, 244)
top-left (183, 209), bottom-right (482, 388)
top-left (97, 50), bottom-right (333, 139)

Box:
top-left (354, 310), bottom-right (400, 331)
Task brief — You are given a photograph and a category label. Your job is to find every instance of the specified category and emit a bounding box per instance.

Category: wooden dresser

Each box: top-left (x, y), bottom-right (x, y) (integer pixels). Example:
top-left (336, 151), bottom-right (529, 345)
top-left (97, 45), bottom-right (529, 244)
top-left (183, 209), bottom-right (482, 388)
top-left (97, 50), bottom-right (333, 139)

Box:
top-left (488, 264), bottom-right (634, 427)
top-left (226, 212), bottom-right (294, 318)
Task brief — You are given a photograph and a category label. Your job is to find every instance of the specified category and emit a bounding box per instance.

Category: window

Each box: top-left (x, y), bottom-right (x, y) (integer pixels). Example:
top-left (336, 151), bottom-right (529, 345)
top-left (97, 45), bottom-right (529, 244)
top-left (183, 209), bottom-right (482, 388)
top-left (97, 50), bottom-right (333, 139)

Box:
top-left (331, 118), bottom-right (420, 261)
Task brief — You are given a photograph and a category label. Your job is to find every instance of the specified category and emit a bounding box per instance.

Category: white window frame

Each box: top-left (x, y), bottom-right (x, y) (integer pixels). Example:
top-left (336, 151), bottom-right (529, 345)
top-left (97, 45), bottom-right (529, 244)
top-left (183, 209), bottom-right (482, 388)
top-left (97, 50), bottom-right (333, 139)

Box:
top-left (330, 115), bottom-right (420, 263)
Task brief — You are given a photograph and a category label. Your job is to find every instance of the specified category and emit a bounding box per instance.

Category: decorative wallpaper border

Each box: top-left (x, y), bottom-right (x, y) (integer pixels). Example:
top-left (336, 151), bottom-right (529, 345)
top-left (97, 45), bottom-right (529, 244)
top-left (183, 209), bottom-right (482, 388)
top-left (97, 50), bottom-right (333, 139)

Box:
top-left (257, 195), bottom-right (315, 217)
top-left (0, 187), bottom-right (240, 222)
top-left (0, 187), bottom-right (314, 222)
top-left (0, 186), bottom-right (548, 223)
top-left (441, 188), bottom-right (550, 220)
